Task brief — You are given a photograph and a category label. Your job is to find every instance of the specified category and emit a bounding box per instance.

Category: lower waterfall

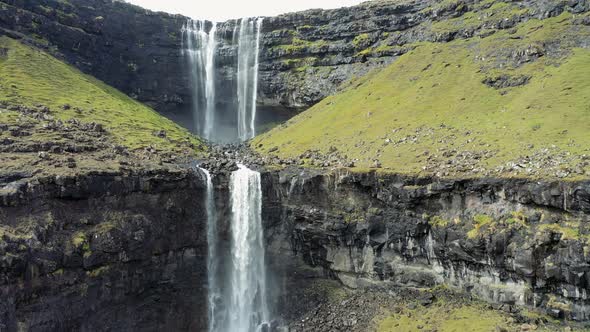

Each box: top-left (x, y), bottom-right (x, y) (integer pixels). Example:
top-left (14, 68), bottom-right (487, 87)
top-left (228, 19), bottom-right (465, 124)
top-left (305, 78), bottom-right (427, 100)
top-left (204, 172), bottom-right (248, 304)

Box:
top-left (202, 165), bottom-right (269, 332)
top-left (228, 165), bottom-right (269, 331)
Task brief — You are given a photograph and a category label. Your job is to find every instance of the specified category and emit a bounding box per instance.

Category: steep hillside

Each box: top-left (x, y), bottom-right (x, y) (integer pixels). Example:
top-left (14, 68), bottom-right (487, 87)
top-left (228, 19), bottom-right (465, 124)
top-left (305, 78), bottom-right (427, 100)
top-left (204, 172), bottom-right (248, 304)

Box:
top-left (0, 0), bottom-right (188, 116)
top-left (0, 36), bottom-right (203, 176)
top-left (253, 11), bottom-right (590, 179)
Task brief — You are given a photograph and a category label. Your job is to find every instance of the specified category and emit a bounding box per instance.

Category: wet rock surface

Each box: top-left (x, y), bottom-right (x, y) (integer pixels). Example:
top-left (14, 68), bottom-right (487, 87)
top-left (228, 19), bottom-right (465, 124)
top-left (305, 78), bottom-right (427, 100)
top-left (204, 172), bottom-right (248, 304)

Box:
top-left (203, 143), bottom-right (355, 175)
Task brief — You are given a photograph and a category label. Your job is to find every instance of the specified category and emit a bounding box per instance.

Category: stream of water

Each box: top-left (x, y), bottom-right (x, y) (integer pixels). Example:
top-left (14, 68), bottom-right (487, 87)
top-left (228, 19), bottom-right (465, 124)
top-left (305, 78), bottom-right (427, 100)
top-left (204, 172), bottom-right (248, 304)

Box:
top-left (228, 164), bottom-right (269, 331)
top-left (201, 165), bottom-right (269, 332)
top-left (182, 18), bottom-right (263, 142)
top-left (181, 20), bottom-right (217, 141)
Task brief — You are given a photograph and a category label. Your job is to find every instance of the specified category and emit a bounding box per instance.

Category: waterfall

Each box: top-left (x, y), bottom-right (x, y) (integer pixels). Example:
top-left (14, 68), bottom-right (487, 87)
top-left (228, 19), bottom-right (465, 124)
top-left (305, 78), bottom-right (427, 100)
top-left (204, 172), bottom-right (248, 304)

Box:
top-left (228, 164), bottom-right (269, 331)
top-left (236, 18), bottom-right (263, 141)
top-left (199, 167), bottom-right (222, 332)
top-left (181, 17), bottom-right (263, 142)
top-left (181, 19), bottom-right (217, 141)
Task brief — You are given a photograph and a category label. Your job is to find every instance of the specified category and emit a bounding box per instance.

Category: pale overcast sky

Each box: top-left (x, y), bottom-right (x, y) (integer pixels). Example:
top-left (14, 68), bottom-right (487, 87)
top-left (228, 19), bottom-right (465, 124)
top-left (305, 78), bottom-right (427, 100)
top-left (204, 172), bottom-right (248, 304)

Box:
top-left (126, 0), bottom-right (366, 22)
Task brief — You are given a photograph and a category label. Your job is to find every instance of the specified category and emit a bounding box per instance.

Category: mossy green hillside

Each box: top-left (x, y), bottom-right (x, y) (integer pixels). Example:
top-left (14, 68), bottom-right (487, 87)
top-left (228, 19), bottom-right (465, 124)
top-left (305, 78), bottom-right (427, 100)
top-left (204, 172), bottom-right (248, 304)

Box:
top-left (253, 13), bottom-right (590, 178)
top-left (0, 36), bottom-right (203, 155)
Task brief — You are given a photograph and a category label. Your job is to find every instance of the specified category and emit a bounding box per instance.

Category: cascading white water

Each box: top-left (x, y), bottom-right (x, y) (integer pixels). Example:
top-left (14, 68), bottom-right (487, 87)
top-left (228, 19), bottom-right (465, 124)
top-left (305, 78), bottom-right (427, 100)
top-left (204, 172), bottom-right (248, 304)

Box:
top-left (182, 17), bottom-right (262, 142)
top-left (236, 18), bottom-right (263, 141)
top-left (227, 164), bottom-right (269, 331)
top-left (181, 20), bottom-right (217, 141)
top-left (199, 167), bottom-right (222, 332)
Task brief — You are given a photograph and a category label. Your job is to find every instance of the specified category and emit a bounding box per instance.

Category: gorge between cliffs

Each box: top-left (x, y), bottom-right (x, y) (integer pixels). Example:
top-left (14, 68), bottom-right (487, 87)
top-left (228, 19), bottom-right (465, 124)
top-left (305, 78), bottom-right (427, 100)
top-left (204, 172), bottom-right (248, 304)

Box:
top-left (1, 0), bottom-right (590, 331)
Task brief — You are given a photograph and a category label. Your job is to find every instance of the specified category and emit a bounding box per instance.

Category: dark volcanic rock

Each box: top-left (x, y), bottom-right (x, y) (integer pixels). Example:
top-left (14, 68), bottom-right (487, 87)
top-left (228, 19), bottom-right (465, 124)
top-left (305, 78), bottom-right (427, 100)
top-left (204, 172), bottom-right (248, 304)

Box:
top-left (261, 168), bottom-right (590, 322)
top-left (483, 74), bottom-right (532, 89)
top-left (0, 0), bottom-right (189, 121)
top-left (0, 168), bottom-right (209, 331)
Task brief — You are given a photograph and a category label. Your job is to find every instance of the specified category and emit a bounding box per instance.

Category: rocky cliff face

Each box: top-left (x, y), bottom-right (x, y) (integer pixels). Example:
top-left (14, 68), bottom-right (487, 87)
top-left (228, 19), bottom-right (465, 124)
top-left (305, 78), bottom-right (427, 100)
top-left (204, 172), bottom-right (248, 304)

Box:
top-left (0, 169), bottom-right (208, 331)
top-left (4, 0), bottom-right (587, 127)
top-left (261, 169), bottom-right (590, 322)
top-left (2, 162), bottom-right (590, 329)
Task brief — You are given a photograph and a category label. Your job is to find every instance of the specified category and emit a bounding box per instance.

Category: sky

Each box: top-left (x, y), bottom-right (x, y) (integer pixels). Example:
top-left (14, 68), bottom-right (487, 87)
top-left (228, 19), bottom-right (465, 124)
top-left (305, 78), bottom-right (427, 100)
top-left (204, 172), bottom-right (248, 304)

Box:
top-left (126, 0), bottom-right (366, 22)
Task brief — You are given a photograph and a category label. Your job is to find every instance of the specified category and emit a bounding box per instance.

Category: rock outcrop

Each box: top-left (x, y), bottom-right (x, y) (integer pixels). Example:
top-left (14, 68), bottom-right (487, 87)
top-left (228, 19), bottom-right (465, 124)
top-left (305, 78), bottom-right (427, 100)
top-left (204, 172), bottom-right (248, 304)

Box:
top-left (2, 160), bottom-right (590, 328)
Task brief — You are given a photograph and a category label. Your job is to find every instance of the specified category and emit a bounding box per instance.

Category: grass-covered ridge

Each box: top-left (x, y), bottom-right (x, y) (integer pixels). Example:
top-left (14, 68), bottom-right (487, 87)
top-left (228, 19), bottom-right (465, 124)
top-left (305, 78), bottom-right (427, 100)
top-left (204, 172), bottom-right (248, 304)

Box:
top-left (0, 36), bottom-right (203, 155)
top-left (253, 12), bottom-right (590, 179)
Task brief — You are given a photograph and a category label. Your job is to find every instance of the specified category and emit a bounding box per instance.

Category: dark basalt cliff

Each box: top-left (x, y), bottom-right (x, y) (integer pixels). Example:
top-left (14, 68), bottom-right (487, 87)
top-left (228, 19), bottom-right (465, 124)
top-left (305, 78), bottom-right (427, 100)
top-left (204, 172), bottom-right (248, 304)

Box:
top-left (2, 0), bottom-right (590, 329)
top-left (0, 169), bottom-right (208, 331)
top-left (261, 169), bottom-right (590, 323)
top-left (4, 0), bottom-right (587, 126)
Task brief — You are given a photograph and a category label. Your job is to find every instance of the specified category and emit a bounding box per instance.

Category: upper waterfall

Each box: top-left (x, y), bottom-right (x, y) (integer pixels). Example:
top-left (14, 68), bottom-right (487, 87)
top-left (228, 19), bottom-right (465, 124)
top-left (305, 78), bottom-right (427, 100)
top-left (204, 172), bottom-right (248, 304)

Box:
top-left (181, 17), bottom-right (263, 143)
top-left (181, 20), bottom-right (218, 141)
top-left (236, 18), bottom-right (263, 141)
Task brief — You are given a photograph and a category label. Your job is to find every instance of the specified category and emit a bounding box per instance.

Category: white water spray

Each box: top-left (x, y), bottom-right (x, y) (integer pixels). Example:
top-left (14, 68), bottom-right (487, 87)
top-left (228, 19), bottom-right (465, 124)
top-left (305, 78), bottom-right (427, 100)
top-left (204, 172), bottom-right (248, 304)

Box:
top-left (182, 20), bottom-right (217, 140)
top-left (228, 164), bottom-right (269, 331)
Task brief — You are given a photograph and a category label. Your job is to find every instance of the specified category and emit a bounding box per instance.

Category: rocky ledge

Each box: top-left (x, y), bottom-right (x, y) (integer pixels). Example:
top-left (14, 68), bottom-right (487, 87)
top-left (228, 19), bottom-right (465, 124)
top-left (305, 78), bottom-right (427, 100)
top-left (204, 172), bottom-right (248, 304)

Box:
top-left (2, 150), bottom-right (590, 329)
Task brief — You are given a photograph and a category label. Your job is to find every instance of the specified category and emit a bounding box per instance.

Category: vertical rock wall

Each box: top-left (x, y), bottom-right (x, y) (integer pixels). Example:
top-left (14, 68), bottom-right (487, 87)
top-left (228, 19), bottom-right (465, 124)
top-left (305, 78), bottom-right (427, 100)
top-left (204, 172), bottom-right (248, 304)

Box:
top-left (0, 170), bottom-right (209, 331)
top-left (261, 169), bottom-right (590, 321)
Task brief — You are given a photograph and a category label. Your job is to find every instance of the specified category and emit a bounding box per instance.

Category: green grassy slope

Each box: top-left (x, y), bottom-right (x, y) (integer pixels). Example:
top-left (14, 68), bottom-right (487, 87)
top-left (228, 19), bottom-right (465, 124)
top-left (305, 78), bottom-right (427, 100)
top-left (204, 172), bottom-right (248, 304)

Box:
top-left (0, 36), bottom-right (203, 155)
top-left (376, 300), bottom-right (560, 332)
top-left (253, 12), bottom-right (590, 179)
